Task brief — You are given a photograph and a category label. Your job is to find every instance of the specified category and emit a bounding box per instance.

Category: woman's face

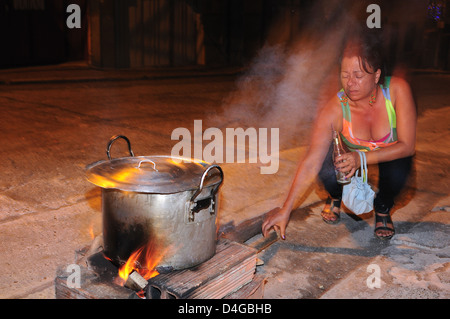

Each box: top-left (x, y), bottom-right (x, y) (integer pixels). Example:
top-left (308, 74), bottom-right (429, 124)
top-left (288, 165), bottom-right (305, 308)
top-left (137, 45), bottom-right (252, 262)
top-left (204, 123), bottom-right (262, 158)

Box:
top-left (340, 55), bottom-right (380, 102)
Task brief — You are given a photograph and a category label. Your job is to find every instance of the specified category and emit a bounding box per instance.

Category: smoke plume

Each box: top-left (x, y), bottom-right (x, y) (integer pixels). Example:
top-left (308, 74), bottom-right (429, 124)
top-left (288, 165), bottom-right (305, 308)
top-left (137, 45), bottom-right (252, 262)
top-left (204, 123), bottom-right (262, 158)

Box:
top-left (210, 0), bottom-right (428, 151)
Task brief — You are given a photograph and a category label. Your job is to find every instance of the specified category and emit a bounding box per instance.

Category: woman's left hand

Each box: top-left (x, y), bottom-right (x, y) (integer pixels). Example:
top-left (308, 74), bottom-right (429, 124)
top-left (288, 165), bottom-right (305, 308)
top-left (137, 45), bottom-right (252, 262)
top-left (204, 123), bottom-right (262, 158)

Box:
top-left (334, 152), bottom-right (360, 180)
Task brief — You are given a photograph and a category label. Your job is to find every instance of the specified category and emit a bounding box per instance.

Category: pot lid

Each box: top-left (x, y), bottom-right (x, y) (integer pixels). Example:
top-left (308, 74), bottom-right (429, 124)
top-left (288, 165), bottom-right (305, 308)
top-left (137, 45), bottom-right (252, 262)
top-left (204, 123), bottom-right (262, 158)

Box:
top-left (85, 156), bottom-right (222, 193)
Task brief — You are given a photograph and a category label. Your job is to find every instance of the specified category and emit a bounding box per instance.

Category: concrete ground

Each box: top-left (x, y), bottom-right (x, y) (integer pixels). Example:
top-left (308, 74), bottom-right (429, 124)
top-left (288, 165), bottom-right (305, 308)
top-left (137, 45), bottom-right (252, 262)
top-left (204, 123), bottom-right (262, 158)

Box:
top-left (0, 63), bottom-right (448, 299)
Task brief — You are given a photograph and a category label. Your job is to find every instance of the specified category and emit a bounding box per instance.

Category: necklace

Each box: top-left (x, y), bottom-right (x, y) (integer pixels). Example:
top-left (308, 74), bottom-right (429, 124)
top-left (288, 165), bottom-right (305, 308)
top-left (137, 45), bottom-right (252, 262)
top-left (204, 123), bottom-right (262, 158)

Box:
top-left (340, 86), bottom-right (378, 107)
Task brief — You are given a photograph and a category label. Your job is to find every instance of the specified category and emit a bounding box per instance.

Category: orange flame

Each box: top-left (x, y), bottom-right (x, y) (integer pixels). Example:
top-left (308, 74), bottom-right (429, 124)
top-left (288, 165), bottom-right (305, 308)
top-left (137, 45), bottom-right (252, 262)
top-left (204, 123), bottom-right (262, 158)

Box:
top-left (88, 225), bottom-right (95, 240)
top-left (117, 241), bottom-right (167, 285)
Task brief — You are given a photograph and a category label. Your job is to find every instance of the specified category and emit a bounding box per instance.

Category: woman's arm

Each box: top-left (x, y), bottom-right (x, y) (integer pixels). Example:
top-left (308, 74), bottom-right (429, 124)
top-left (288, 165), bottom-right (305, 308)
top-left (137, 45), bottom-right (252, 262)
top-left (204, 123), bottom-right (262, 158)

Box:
top-left (336, 76), bottom-right (417, 178)
top-left (262, 97), bottom-right (342, 239)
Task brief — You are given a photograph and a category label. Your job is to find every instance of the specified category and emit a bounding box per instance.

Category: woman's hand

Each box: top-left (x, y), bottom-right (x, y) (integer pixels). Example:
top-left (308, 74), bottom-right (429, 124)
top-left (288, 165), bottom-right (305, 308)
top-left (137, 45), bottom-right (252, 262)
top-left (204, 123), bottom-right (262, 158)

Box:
top-left (334, 151), bottom-right (360, 180)
top-left (261, 206), bottom-right (291, 240)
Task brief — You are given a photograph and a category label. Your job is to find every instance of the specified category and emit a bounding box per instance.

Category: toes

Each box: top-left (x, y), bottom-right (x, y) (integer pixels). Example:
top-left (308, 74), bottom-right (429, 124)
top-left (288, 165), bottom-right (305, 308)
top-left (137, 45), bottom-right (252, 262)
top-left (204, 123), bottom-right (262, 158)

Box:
top-left (375, 229), bottom-right (394, 238)
top-left (322, 213), bottom-right (336, 222)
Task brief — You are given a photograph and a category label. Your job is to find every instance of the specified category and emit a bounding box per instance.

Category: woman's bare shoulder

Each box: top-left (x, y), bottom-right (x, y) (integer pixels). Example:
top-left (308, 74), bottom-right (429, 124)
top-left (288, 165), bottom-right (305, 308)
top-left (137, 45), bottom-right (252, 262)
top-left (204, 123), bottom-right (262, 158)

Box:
top-left (387, 76), bottom-right (414, 108)
top-left (389, 76), bottom-right (413, 95)
top-left (319, 93), bottom-right (341, 112)
top-left (316, 93), bottom-right (343, 130)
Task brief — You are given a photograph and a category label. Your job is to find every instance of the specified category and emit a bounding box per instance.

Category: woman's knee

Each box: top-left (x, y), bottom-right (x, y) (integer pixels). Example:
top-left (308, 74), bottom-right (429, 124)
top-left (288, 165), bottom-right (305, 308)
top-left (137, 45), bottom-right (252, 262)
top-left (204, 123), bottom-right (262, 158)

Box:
top-left (378, 156), bottom-right (412, 190)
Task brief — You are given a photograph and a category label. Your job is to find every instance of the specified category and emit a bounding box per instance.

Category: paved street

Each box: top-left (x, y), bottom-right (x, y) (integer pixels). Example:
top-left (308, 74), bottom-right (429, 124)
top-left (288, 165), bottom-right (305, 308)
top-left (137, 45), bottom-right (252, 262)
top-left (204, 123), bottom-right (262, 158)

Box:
top-left (0, 64), bottom-right (448, 299)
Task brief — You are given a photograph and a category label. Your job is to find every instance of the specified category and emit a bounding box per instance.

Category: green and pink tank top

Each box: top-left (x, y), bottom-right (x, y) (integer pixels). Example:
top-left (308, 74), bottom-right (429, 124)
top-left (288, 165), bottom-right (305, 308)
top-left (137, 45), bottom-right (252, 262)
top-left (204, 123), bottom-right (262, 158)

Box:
top-left (338, 76), bottom-right (398, 152)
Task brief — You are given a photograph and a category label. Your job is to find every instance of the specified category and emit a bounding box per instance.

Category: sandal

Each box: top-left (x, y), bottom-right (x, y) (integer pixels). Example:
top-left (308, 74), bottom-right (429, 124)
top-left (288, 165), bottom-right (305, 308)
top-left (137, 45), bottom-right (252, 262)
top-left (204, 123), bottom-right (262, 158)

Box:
top-left (374, 209), bottom-right (395, 240)
top-left (321, 197), bottom-right (341, 224)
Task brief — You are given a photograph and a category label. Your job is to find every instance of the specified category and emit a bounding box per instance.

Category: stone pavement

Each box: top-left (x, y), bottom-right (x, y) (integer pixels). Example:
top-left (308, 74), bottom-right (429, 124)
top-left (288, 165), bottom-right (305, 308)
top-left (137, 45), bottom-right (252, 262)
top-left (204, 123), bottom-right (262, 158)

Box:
top-left (0, 63), bottom-right (448, 299)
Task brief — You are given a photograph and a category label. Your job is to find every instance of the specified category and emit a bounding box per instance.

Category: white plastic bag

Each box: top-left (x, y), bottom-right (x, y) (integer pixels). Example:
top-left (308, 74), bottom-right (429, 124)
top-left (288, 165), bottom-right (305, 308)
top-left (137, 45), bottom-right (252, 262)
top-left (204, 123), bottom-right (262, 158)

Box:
top-left (342, 151), bottom-right (375, 215)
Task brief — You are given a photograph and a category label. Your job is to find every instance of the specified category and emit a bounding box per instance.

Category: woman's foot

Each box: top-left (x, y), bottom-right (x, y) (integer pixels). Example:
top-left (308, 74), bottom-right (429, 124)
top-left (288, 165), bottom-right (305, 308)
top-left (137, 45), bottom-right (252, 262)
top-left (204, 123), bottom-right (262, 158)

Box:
top-left (321, 197), bottom-right (341, 224)
top-left (374, 209), bottom-right (395, 240)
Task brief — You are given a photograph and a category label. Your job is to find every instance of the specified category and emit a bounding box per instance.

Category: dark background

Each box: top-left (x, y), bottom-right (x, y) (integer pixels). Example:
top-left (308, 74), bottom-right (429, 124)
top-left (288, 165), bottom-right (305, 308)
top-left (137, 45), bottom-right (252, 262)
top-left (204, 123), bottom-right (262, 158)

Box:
top-left (1, 0), bottom-right (449, 70)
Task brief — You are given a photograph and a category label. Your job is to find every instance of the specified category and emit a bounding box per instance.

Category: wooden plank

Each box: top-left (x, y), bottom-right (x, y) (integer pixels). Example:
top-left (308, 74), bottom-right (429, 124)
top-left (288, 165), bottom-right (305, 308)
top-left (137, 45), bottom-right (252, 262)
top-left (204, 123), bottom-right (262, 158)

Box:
top-left (219, 204), bottom-right (320, 244)
top-left (158, 0), bottom-right (171, 65)
top-left (128, 2), bottom-right (137, 68)
top-left (142, 0), bottom-right (151, 67)
top-left (224, 273), bottom-right (267, 299)
top-left (146, 239), bottom-right (257, 299)
top-left (246, 231), bottom-right (279, 253)
top-left (187, 253), bottom-right (255, 299)
top-left (219, 209), bottom-right (276, 243)
top-left (135, 0), bottom-right (143, 67)
top-left (87, 0), bottom-right (101, 67)
top-left (99, 0), bottom-right (116, 67)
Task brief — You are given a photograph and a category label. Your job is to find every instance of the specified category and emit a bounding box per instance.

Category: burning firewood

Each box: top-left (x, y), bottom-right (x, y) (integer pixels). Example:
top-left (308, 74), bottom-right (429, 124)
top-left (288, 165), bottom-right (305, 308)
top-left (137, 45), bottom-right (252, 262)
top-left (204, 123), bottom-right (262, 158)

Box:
top-left (124, 270), bottom-right (148, 292)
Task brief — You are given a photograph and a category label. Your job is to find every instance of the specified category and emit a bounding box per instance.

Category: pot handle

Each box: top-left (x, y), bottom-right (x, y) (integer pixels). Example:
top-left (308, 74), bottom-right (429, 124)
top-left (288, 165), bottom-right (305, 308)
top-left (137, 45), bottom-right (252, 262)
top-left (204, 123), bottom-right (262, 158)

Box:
top-left (106, 135), bottom-right (135, 160)
top-left (190, 165), bottom-right (224, 203)
top-left (137, 159), bottom-right (158, 171)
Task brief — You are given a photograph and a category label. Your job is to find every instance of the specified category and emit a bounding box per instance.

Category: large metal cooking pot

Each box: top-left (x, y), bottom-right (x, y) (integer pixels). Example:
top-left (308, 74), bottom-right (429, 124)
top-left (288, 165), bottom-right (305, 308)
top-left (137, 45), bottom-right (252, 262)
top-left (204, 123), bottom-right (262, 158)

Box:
top-left (85, 135), bottom-right (223, 272)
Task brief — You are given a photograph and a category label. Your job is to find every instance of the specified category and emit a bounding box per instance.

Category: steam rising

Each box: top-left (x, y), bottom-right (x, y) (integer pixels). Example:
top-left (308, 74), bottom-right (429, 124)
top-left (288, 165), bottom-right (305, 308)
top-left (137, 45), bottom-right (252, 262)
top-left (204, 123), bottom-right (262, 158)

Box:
top-left (210, 0), bottom-right (352, 150)
top-left (211, 0), bottom-right (428, 151)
